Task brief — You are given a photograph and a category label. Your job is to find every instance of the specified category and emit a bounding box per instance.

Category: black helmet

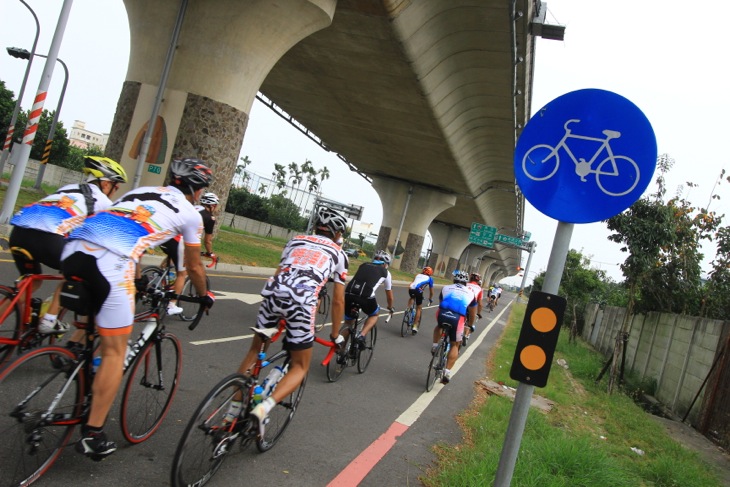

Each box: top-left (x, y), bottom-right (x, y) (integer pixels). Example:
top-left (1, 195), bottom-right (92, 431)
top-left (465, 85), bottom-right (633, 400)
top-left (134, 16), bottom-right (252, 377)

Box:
top-left (170, 158), bottom-right (213, 190)
top-left (314, 206), bottom-right (347, 235)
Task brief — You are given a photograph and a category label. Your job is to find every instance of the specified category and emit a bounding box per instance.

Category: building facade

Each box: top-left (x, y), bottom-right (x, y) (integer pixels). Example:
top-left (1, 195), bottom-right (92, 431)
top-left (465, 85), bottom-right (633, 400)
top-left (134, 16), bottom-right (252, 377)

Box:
top-left (68, 120), bottom-right (108, 150)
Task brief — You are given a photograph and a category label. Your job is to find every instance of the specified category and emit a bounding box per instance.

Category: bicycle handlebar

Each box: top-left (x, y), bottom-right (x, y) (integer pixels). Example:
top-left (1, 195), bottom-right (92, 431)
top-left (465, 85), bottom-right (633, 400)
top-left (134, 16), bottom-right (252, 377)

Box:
top-left (313, 336), bottom-right (336, 366)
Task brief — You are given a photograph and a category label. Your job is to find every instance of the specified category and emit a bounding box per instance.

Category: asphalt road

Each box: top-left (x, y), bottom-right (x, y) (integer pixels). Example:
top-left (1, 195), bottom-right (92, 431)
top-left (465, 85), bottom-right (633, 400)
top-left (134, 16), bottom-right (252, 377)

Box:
top-left (0, 258), bottom-right (512, 487)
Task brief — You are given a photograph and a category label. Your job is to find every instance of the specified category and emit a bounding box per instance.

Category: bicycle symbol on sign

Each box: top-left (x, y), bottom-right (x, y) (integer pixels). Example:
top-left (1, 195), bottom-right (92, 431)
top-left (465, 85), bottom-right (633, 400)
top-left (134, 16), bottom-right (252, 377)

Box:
top-left (522, 119), bottom-right (641, 196)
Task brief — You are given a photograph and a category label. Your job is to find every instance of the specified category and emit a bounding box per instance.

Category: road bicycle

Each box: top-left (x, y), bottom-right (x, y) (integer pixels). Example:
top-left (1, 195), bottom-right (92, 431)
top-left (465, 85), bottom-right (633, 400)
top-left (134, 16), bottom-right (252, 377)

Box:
top-left (139, 257), bottom-right (211, 323)
top-left (326, 303), bottom-right (386, 382)
top-left (521, 118), bottom-right (640, 196)
top-left (0, 247), bottom-right (72, 367)
top-left (426, 321), bottom-right (453, 391)
top-left (170, 320), bottom-right (335, 487)
top-left (0, 281), bottom-right (205, 486)
top-left (401, 304), bottom-right (416, 337)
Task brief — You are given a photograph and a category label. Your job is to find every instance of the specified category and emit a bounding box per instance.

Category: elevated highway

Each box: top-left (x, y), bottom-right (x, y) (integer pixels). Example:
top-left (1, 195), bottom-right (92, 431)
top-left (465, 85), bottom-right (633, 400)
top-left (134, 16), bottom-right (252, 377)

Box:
top-left (107, 0), bottom-right (552, 281)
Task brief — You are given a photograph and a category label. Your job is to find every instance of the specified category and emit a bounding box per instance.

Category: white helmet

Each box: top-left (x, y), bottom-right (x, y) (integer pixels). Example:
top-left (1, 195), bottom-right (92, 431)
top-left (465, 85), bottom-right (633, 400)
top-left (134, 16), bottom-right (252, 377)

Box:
top-left (453, 270), bottom-right (468, 284)
top-left (200, 192), bottom-right (219, 205)
top-left (373, 250), bottom-right (391, 264)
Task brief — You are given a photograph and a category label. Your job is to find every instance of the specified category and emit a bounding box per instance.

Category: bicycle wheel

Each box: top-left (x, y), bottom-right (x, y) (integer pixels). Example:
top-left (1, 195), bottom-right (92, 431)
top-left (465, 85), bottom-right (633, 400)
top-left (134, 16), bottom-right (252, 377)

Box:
top-left (315, 290), bottom-right (330, 333)
top-left (0, 287), bottom-right (21, 366)
top-left (0, 346), bottom-right (84, 486)
top-left (326, 332), bottom-right (351, 382)
top-left (136, 266), bottom-right (165, 315)
top-left (256, 368), bottom-right (307, 452)
top-left (426, 340), bottom-right (445, 391)
top-left (400, 308), bottom-right (411, 337)
top-left (522, 144), bottom-right (560, 181)
top-left (171, 374), bottom-right (249, 487)
top-left (179, 275), bottom-right (211, 322)
top-left (595, 155), bottom-right (640, 196)
top-left (120, 332), bottom-right (182, 444)
top-left (357, 325), bottom-right (377, 373)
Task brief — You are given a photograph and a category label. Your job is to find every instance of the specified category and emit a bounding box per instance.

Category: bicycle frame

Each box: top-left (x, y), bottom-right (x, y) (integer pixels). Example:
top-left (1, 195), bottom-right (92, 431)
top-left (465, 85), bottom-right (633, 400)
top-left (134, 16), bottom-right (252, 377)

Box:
top-left (554, 119), bottom-right (621, 177)
top-left (0, 273), bottom-right (64, 349)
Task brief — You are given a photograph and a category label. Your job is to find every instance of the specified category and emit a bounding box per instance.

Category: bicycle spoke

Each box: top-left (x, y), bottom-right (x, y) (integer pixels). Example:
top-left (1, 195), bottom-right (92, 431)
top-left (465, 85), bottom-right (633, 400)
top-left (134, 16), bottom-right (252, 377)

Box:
top-left (357, 326), bottom-right (376, 373)
top-left (171, 374), bottom-right (249, 487)
top-left (0, 347), bottom-right (83, 486)
top-left (256, 370), bottom-right (306, 452)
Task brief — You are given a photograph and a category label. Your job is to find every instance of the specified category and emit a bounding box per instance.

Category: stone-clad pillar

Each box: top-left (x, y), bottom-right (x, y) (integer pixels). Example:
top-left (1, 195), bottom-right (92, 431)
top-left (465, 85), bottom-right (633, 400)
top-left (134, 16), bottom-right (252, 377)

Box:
top-left (107, 0), bottom-right (337, 206)
top-left (427, 222), bottom-right (472, 278)
top-left (372, 177), bottom-right (456, 273)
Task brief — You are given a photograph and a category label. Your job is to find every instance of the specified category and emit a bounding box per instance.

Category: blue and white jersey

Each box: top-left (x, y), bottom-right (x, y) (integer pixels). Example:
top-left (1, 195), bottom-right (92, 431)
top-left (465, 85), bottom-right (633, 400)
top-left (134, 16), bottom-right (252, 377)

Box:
top-left (66, 185), bottom-right (202, 262)
top-left (11, 183), bottom-right (113, 236)
top-left (409, 273), bottom-right (434, 292)
top-left (439, 283), bottom-right (477, 316)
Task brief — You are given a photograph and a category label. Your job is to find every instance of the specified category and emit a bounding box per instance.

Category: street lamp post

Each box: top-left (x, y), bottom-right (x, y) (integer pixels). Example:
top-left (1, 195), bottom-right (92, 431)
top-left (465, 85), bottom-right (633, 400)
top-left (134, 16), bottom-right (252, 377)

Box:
top-left (0, 0), bottom-right (40, 177)
top-left (6, 48), bottom-right (69, 189)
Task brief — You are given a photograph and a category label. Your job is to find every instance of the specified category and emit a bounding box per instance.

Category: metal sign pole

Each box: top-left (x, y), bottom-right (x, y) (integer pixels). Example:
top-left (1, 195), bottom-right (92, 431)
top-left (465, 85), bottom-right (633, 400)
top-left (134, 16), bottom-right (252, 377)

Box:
top-left (494, 221), bottom-right (572, 486)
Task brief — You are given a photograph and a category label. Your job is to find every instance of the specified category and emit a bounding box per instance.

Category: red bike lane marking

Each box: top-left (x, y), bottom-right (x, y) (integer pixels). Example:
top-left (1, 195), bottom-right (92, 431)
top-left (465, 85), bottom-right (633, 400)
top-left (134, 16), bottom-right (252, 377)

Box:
top-left (327, 421), bottom-right (409, 487)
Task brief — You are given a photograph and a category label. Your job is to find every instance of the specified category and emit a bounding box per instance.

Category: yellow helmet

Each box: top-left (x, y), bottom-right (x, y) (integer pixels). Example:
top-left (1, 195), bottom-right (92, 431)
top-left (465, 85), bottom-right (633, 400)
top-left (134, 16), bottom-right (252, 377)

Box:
top-left (83, 156), bottom-right (128, 183)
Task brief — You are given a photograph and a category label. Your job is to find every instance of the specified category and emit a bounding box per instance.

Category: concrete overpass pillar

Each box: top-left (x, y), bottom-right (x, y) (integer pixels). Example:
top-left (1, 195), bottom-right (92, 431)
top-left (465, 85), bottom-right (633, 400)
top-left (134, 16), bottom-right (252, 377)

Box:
top-left (107, 0), bottom-right (337, 204)
top-left (372, 178), bottom-right (455, 273)
top-left (427, 222), bottom-right (471, 279)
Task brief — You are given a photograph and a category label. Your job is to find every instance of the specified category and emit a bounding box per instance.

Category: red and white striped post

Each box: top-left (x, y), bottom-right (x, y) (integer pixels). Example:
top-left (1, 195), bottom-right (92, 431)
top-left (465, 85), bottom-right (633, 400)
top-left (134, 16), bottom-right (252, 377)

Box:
top-left (0, 0), bottom-right (74, 224)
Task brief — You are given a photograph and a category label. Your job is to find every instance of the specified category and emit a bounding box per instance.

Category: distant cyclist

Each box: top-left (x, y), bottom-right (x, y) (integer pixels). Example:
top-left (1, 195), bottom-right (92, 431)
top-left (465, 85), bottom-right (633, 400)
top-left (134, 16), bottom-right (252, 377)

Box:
top-left (408, 266), bottom-right (434, 335)
top-left (7, 156), bottom-right (127, 334)
top-left (431, 270), bottom-right (477, 384)
top-left (230, 206), bottom-right (348, 432)
top-left (61, 157), bottom-right (215, 460)
top-left (343, 250), bottom-right (395, 350)
top-left (463, 272), bottom-right (484, 344)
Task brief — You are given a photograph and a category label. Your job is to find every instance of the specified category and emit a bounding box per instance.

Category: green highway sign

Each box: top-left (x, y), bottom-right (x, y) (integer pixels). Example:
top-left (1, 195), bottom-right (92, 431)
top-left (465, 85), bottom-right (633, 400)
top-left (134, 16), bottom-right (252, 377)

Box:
top-left (147, 164), bottom-right (162, 174)
top-left (469, 222), bottom-right (497, 248)
top-left (496, 233), bottom-right (524, 247)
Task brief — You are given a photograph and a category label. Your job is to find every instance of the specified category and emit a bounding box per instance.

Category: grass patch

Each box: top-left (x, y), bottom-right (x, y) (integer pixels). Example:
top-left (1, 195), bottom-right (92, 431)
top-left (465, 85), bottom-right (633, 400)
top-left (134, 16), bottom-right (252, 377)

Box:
top-left (423, 302), bottom-right (725, 487)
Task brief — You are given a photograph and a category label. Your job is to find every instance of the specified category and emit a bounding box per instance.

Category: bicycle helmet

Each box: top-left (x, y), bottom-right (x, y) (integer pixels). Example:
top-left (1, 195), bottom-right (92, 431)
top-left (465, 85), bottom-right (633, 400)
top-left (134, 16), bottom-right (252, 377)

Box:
top-left (373, 250), bottom-right (391, 265)
top-left (200, 192), bottom-right (219, 205)
top-left (314, 206), bottom-right (347, 235)
top-left (169, 158), bottom-right (213, 190)
top-left (422, 266), bottom-right (433, 276)
top-left (453, 270), bottom-right (468, 284)
top-left (469, 272), bottom-right (482, 284)
top-left (83, 156), bottom-right (128, 183)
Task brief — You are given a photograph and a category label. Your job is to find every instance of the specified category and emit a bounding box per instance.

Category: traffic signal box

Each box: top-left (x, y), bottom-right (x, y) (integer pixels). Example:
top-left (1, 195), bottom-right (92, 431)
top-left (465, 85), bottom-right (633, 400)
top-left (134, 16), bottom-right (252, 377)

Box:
top-left (510, 290), bottom-right (567, 387)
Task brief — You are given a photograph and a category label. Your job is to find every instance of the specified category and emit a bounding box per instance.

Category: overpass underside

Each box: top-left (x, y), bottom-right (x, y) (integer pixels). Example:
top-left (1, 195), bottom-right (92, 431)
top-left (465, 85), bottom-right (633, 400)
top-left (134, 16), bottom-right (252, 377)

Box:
top-left (260, 0), bottom-right (536, 276)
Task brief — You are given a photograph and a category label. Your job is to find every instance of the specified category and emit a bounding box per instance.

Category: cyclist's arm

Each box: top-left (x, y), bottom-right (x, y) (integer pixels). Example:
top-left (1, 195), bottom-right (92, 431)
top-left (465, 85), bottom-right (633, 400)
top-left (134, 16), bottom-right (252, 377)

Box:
top-left (184, 244), bottom-right (208, 296)
top-left (385, 288), bottom-right (394, 310)
top-left (330, 282), bottom-right (345, 338)
top-left (203, 232), bottom-right (213, 254)
top-left (467, 302), bottom-right (477, 326)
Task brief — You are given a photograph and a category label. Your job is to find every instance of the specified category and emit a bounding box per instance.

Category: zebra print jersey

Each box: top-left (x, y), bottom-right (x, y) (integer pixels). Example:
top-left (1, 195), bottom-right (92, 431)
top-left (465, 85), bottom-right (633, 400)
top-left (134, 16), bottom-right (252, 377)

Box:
top-left (262, 234), bottom-right (349, 307)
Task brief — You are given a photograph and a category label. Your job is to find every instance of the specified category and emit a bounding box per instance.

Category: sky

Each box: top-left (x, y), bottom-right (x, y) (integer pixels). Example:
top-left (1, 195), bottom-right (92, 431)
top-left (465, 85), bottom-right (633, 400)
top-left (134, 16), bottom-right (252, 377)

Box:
top-left (2, 0), bottom-right (729, 286)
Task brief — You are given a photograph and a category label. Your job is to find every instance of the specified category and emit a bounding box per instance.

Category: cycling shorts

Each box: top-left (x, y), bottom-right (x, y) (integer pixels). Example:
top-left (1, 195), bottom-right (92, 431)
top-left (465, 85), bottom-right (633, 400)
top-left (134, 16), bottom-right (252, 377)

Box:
top-left (160, 237), bottom-right (185, 272)
top-left (8, 226), bottom-right (65, 274)
top-left (256, 284), bottom-right (317, 351)
top-left (409, 288), bottom-right (425, 306)
top-left (436, 308), bottom-right (466, 343)
top-left (61, 240), bottom-right (135, 336)
top-left (344, 294), bottom-right (379, 319)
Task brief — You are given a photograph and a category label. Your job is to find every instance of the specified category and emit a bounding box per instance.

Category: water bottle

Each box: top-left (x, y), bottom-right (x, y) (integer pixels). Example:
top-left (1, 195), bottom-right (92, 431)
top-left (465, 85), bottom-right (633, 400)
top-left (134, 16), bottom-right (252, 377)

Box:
top-left (263, 365), bottom-right (286, 397)
top-left (92, 356), bottom-right (102, 374)
top-left (168, 267), bottom-right (176, 283)
top-left (252, 385), bottom-right (265, 405)
top-left (30, 297), bottom-right (42, 327)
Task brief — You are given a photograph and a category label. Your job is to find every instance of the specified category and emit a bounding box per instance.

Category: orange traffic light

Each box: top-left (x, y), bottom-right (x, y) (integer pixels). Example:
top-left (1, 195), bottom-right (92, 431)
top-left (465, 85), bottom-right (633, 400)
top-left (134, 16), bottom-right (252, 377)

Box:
top-left (510, 290), bottom-right (566, 387)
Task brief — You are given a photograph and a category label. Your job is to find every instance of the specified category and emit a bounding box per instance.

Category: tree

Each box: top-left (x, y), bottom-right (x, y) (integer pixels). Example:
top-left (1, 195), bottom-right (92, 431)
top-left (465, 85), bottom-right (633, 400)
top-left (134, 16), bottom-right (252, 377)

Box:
top-left (233, 155), bottom-right (252, 189)
top-left (13, 109), bottom-right (71, 166)
top-left (0, 80), bottom-right (16, 144)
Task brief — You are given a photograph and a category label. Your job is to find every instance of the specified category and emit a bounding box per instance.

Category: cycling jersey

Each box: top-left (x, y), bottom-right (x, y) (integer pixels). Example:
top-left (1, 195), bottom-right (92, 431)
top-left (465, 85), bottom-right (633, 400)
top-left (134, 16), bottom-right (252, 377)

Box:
top-left (466, 282), bottom-right (484, 304)
top-left (439, 283), bottom-right (478, 316)
top-left (66, 186), bottom-right (203, 262)
top-left (198, 207), bottom-right (216, 235)
top-left (11, 183), bottom-right (112, 235)
top-left (256, 234), bottom-right (348, 350)
top-left (409, 273), bottom-right (434, 292)
top-left (344, 262), bottom-right (392, 317)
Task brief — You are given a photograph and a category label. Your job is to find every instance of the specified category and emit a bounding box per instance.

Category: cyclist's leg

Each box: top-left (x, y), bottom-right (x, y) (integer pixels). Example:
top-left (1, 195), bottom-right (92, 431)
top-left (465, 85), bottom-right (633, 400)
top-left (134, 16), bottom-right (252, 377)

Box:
top-left (445, 316), bottom-right (465, 371)
top-left (358, 298), bottom-right (379, 337)
top-left (167, 239), bottom-right (186, 314)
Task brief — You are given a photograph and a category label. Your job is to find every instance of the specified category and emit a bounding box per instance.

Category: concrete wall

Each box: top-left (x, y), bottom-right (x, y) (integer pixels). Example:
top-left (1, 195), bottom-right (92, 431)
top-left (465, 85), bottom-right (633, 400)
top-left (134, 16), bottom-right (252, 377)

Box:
top-left (5, 158), bottom-right (85, 188)
top-left (582, 303), bottom-right (726, 425)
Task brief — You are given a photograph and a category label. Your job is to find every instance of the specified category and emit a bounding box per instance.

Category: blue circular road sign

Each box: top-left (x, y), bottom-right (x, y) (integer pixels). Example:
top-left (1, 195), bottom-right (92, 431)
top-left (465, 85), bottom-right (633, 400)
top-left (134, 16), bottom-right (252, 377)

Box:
top-left (515, 89), bottom-right (657, 223)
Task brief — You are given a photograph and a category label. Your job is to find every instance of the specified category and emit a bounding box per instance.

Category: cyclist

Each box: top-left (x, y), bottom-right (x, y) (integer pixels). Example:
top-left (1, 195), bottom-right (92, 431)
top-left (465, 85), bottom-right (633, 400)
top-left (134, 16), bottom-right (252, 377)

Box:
top-left (197, 191), bottom-right (219, 260)
top-left (463, 272), bottom-right (484, 345)
top-left (231, 206), bottom-right (348, 432)
top-left (431, 270), bottom-right (477, 384)
top-left (487, 283), bottom-right (498, 311)
top-left (494, 284), bottom-right (503, 306)
top-left (342, 250), bottom-right (395, 351)
top-left (60, 157), bottom-right (215, 460)
top-left (408, 266), bottom-right (434, 335)
top-left (7, 156), bottom-right (127, 334)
